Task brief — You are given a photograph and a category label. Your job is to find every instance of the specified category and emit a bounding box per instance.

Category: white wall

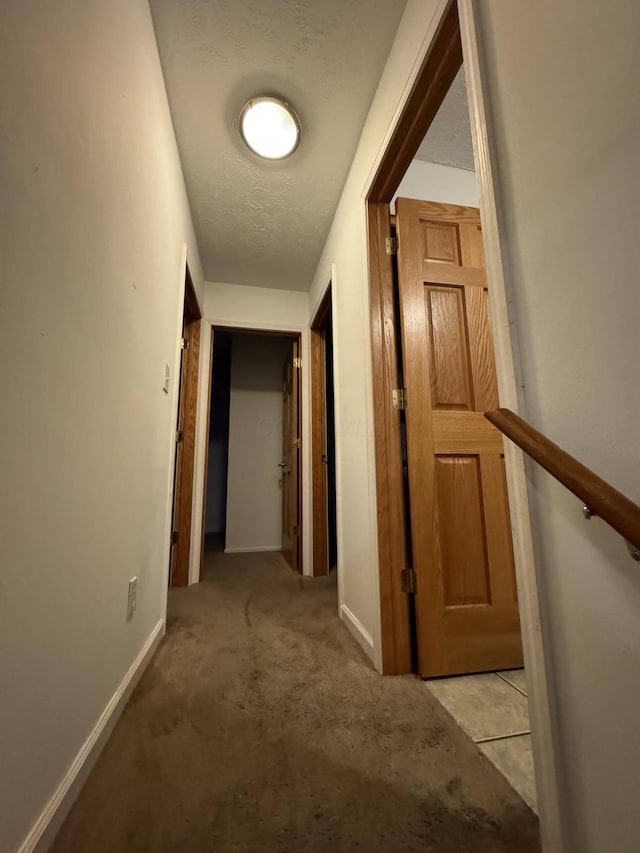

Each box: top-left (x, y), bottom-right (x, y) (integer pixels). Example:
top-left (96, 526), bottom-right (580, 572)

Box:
top-left (475, 2), bottom-right (640, 849)
top-left (225, 335), bottom-right (293, 552)
top-left (0, 2), bottom-right (202, 850)
top-left (204, 281), bottom-right (310, 328)
top-left (391, 159), bottom-right (479, 212)
top-left (308, 0), bottom-right (448, 666)
top-left (199, 281), bottom-right (312, 573)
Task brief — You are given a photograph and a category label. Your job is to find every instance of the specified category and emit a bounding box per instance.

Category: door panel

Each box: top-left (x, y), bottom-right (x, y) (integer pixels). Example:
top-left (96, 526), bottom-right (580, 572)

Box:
top-left (169, 284), bottom-right (200, 588)
top-left (421, 220), bottom-right (461, 264)
top-left (281, 339), bottom-right (301, 571)
top-left (435, 455), bottom-right (491, 607)
top-left (425, 285), bottom-right (473, 410)
top-left (311, 327), bottom-right (328, 576)
top-left (396, 197), bottom-right (523, 677)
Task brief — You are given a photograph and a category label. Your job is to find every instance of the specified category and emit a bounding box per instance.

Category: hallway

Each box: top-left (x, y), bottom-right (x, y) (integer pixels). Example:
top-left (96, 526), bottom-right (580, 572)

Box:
top-left (53, 548), bottom-right (539, 852)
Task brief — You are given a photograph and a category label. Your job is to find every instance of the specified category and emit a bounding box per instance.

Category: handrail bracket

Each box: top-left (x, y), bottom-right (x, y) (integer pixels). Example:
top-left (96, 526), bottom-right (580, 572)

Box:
top-left (626, 540), bottom-right (640, 562)
top-left (584, 504), bottom-right (640, 562)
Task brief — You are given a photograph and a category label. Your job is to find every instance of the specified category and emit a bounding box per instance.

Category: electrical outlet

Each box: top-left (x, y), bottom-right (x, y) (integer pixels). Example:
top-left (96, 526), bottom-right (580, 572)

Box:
top-left (127, 577), bottom-right (137, 621)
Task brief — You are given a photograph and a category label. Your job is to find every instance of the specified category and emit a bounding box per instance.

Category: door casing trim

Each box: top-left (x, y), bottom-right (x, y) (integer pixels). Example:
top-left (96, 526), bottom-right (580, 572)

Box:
top-left (365, 1), bottom-right (564, 849)
top-left (366, 0), bottom-right (462, 674)
top-left (310, 265), bottom-right (346, 615)
top-left (310, 285), bottom-right (333, 577)
top-left (162, 246), bottom-right (204, 601)
top-left (197, 321), bottom-right (311, 576)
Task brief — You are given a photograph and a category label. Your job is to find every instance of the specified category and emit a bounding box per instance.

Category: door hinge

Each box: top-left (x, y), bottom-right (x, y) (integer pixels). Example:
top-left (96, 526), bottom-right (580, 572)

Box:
top-left (385, 236), bottom-right (397, 255)
top-left (293, 437), bottom-right (301, 449)
top-left (171, 530), bottom-right (179, 545)
top-left (180, 337), bottom-right (189, 350)
top-left (293, 524), bottom-right (298, 536)
top-left (176, 429), bottom-right (184, 443)
top-left (392, 387), bottom-right (407, 410)
top-left (293, 357), bottom-right (302, 369)
top-left (401, 567), bottom-right (417, 594)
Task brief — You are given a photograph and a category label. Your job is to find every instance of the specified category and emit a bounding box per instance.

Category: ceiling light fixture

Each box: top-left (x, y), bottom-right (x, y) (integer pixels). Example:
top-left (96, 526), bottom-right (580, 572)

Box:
top-left (239, 96), bottom-right (300, 160)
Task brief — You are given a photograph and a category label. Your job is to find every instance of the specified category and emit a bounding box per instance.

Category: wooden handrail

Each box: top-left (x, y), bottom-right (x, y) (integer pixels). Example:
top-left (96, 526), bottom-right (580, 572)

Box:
top-left (485, 407), bottom-right (640, 553)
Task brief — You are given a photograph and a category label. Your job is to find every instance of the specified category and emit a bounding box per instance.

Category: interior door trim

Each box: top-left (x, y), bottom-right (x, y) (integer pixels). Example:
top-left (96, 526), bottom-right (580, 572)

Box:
top-left (199, 325), bottom-right (304, 576)
top-left (310, 287), bottom-right (332, 577)
top-left (366, 1), bottom-right (461, 674)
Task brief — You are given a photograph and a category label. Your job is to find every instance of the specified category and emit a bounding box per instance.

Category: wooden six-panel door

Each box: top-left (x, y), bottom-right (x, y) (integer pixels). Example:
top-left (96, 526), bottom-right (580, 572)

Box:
top-left (395, 198), bottom-right (523, 677)
top-left (169, 272), bottom-right (201, 587)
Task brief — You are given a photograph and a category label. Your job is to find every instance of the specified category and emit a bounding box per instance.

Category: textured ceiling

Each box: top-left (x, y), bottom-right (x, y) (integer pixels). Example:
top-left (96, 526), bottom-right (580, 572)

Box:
top-left (415, 67), bottom-right (475, 171)
top-left (149, 0), bottom-right (407, 291)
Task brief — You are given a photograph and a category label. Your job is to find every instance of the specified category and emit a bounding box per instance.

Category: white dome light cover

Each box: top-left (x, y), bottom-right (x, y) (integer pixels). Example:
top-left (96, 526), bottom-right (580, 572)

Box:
top-left (239, 96), bottom-right (301, 160)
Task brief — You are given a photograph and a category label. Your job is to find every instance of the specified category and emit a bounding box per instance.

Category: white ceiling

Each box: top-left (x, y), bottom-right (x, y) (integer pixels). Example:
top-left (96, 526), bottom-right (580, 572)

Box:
top-left (415, 67), bottom-right (475, 171)
top-left (149, 0), bottom-right (407, 291)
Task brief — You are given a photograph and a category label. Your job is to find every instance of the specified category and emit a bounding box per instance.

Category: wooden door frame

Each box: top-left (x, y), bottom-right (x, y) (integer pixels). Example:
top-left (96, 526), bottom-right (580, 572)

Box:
top-left (367, 0), bottom-right (462, 675)
top-left (289, 337), bottom-right (303, 572)
top-left (310, 286), bottom-right (333, 577)
top-left (199, 325), bottom-right (304, 574)
top-left (366, 1), bottom-right (563, 847)
top-left (169, 263), bottom-right (202, 587)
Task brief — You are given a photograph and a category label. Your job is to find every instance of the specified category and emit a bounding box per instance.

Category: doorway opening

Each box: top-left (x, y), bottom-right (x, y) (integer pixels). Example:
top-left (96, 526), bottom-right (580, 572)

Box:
top-left (366, 0), bottom-right (553, 821)
top-left (169, 263), bottom-right (202, 588)
top-left (203, 330), bottom-right (232, 555)
top-left (311, 286), bottom-right (338, 577)
top-left (202, 327), bottom-right (303, 572)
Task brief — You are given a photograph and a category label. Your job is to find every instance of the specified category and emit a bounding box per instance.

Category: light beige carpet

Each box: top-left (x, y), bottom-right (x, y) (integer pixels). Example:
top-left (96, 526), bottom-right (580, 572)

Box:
top-left (52, 547), bottom-right (539, 852)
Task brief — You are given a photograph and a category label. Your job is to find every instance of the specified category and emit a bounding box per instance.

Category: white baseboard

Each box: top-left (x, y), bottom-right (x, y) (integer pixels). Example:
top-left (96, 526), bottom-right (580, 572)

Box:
top-left (20, 619), bottom-right (164, 853)
top-left (340, 604), bottom-right (375, 657)
top-left (224, 545), bottom-right (281, 554)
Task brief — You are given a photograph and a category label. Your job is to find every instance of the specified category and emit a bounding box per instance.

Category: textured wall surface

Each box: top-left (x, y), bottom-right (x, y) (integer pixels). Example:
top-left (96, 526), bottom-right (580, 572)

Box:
top-left (149, 0), bottom-right (407, 291)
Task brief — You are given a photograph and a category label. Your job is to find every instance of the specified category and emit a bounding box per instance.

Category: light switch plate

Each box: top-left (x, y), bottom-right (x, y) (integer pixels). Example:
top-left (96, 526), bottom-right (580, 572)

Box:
top-left (163, 362), bottom-right (170, 394)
